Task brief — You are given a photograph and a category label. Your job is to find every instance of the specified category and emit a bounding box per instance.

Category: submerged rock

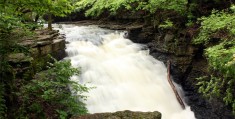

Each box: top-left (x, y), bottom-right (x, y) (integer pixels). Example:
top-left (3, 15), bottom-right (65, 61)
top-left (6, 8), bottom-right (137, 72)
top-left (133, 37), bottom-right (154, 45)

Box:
top-left (72, 110), bottom-right (161, 119)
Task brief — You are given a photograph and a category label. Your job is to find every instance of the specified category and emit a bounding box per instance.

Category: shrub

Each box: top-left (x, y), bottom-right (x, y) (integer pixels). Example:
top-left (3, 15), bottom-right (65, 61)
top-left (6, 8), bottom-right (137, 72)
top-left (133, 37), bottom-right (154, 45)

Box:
top-left (194, 9), bottom-right (235, 113)
top-left (18, 59), bottom-right (89, 118)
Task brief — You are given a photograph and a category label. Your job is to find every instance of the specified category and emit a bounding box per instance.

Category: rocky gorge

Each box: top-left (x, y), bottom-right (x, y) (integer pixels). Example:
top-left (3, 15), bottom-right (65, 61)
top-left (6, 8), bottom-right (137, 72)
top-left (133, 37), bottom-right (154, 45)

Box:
top-left (2, 0), bottom-right (234, 118)
top-left (8, 18), bottom-right (234, 118)
top-left (55, 17), bottom-right (234, 118)
top-left (101, 22), bottom-right (234, 119)
top-left (99, 21), bottom-right (234, 119)
top-left (8, 19), bottom-right (234, 118)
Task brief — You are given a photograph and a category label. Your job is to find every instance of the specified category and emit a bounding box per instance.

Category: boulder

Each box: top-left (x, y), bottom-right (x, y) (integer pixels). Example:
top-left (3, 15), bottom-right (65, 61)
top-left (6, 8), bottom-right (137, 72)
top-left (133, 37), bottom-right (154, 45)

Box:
top-left (72, 110), bottom-right (161, 119)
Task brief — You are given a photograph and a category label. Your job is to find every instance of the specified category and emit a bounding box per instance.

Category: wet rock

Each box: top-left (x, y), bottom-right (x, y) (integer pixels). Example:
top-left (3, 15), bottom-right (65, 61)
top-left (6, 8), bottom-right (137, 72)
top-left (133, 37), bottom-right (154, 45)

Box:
top-left (99, 24), bottom-right (126, 30)
top-left (72, 110), bottom-right (161, 119)
top-left (127, 25), bottom-right (154, 43)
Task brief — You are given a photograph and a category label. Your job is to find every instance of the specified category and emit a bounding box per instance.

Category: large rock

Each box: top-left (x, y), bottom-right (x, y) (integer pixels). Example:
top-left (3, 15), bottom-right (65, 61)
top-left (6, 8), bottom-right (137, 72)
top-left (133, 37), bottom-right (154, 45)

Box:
top-left (8, 29), bottom-right (66, 79)
top-left (72, 110), bottom-right (161, 119)
top-left (18, 29), bottom-right (66, 60)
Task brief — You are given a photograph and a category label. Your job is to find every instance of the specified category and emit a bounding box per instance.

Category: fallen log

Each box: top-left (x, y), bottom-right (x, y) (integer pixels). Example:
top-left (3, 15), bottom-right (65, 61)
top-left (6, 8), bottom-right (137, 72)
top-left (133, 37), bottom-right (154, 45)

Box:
top-left (167, 60), bottom-right (186, 109)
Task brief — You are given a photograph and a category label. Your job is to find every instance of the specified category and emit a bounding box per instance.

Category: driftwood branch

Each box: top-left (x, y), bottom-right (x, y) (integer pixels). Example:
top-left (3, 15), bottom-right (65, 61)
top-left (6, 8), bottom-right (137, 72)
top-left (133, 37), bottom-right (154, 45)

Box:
top-left (167, 60), bottom-right (185, 109)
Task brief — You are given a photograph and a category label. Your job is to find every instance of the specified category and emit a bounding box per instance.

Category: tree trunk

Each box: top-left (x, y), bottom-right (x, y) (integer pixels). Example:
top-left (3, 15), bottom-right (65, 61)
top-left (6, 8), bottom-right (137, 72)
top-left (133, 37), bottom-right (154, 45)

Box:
top-left (167, 60), bottom-right (186, 109)
top-left (48, 13), bottom-right (52, 31)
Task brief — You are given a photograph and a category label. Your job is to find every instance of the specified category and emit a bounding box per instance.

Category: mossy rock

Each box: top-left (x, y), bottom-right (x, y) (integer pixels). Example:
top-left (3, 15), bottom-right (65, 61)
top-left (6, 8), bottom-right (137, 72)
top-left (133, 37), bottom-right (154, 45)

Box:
top-left (7, 53), bottom-right (33, 63)
top-left (72, 110), bottom-right (161, 119)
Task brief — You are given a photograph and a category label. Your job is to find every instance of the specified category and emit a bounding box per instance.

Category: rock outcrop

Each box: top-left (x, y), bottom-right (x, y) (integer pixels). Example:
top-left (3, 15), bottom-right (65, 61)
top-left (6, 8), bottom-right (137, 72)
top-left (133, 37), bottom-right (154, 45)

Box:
top-left (7, 29), bottom-right (66, 78)
top-left (72, 110), bottom-right (161, 119)
top-left (19, 29), bottom-right (66, 60)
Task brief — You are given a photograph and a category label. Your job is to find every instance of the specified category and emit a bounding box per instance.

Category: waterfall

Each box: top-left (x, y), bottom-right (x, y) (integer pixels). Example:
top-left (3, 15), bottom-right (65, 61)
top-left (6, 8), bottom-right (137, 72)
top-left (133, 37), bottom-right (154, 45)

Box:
top-left (54, 24), bottom-right (196, 119)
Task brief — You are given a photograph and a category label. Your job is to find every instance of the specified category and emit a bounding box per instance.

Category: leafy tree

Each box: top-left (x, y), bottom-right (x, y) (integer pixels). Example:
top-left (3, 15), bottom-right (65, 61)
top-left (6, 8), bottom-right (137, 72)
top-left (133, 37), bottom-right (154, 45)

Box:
top-left (37, 0), bottom-right (74, 30)
top-left (0, 0), bottom-right (76, 30)
top-left (75, 0), bottom-right (187, 17)
top-left (0, 0), bottom-right (84, 118)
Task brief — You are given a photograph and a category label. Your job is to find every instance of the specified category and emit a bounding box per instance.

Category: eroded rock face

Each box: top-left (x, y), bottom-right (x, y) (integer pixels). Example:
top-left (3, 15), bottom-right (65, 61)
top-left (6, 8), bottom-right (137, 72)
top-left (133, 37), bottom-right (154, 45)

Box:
top-left (18, 29), bottom-right (66, 60)
top-left (7, 29), bottom-right (66, 78)
top-left (72, 110), bottom-right (161, 119)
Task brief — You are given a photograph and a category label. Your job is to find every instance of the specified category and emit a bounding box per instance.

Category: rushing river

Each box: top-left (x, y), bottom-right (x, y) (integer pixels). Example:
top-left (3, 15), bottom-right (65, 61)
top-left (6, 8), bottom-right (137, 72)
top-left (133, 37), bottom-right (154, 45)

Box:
top-left (54, 24), bottom-right (196, 119)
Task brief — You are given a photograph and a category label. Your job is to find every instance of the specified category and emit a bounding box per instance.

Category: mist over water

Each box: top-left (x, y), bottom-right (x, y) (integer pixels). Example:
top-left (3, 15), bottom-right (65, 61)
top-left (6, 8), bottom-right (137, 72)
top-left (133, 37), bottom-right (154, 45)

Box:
top-left (54, 24), bottom-right (196, 119)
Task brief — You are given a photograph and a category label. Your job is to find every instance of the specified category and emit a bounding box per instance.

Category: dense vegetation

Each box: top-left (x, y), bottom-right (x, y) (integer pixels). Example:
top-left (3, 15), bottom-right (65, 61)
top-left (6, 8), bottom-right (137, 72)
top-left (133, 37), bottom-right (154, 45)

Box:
top-left (1, 0), bottom-right (235, 118)
top-left (76, 0), bottom-right (187, 16)
top-left (0, 0), bottom-right (89, 118)
top-left (195, 10), bottom-right (235, 114)
top-left (18, 59), bottom-right (88, 118)
top-left (75, 0), bottom-right (235, 114)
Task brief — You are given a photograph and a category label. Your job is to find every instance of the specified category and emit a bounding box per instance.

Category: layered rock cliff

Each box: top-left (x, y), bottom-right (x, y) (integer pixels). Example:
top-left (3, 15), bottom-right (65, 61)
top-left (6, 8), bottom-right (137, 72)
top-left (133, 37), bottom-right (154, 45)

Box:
top-left (7, 29), bottom-right (66, 78)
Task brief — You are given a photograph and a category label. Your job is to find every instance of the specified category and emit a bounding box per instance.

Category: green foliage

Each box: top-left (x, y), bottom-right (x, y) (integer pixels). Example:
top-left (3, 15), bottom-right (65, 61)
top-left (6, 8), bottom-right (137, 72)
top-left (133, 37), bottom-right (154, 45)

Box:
top-left (76, 0), bottom-right (187, 17)
top-left (0, 0), bottom-right (83, 118)
top-left (0, 14), bottom-right (27, 118)
top-left (196, 76), bottom-right (221, 97)
top-left (194, 10), bottom-right (235, 44)
top-left (195, 9), bottom-right (235, 113)
top-left (205, 41), bottom-right (235, 112)
top-left (42, 0), bottom-right (74, 17)
top-left (0, 0), bottom-right (76, 31)
top-left (142, 0), bottom-right (187, 14)
top-left (76, 0), bottom-right (137, 16)
top-left (158, 19), bottom-right (174, 29)
top-left (18, 59), bottom-right (89, 118)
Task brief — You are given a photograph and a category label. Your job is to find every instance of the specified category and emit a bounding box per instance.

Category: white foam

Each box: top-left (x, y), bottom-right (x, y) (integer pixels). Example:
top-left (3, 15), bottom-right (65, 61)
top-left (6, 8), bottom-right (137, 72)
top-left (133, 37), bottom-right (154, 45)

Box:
top-left (54, 24), bottom-right (196, 119)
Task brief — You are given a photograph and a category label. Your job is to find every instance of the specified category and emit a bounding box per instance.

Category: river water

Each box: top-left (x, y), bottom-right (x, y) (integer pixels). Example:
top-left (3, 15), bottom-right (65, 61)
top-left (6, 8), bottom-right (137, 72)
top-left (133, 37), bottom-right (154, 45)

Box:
top-left (54, 24), bottom-right (196, 119)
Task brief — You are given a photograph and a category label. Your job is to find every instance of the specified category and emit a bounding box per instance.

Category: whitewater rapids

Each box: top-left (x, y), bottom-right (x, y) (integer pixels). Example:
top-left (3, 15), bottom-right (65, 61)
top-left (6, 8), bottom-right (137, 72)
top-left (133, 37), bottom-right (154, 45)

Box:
top-left (54, 24), bottom-right (196, 119)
